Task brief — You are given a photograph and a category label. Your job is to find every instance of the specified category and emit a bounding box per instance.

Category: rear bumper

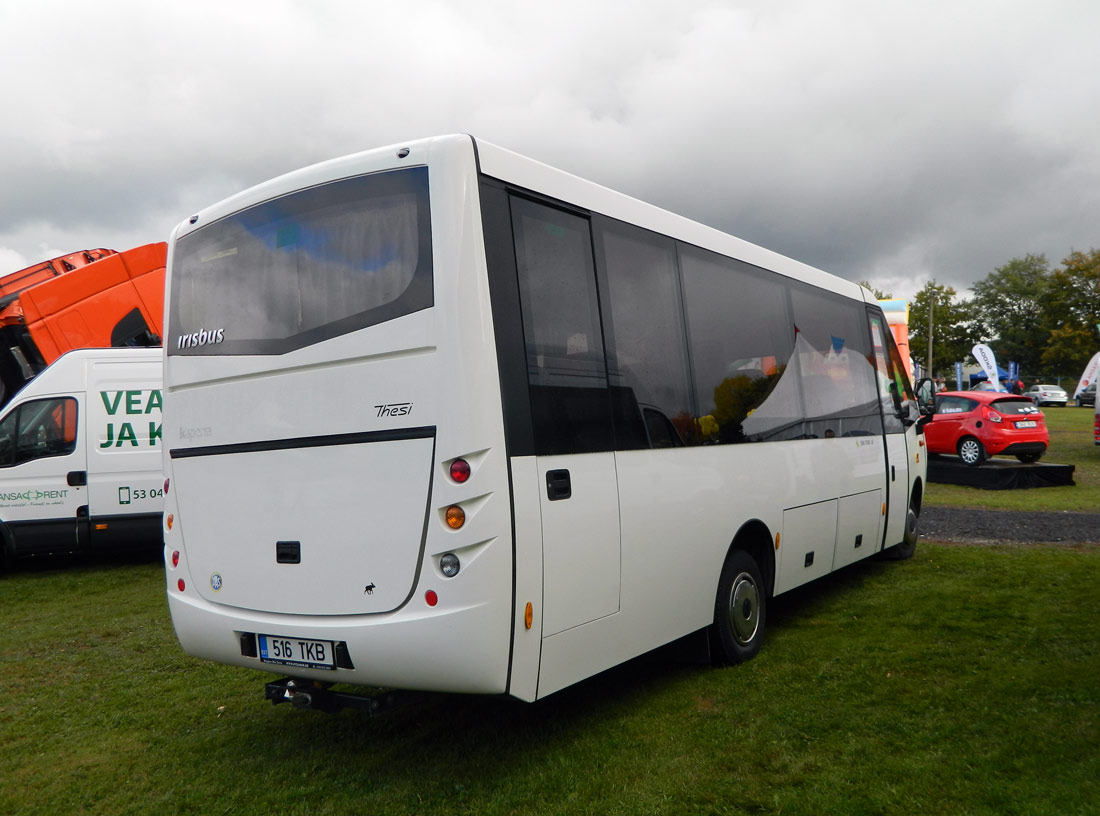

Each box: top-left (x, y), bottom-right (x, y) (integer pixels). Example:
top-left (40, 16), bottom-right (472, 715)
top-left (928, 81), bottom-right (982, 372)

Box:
top-left (166, 583), bottom-right (512, 695)
top-left (996, 441), bottom-right (1047, 457)
top-left (984, 430), bottom-right (1048, 457)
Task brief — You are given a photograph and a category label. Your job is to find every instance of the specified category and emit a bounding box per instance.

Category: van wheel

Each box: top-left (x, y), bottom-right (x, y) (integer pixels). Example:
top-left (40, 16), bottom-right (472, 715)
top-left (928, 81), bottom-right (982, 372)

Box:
top-left (711, 549), bottom-right (766, 665)
top-left (957, 436), bottom-right (986, 466)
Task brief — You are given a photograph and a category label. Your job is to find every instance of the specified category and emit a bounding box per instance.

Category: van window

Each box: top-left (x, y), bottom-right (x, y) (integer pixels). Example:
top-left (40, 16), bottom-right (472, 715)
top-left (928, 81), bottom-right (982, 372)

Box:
top-left (0, 397), bottom-right (79, 467)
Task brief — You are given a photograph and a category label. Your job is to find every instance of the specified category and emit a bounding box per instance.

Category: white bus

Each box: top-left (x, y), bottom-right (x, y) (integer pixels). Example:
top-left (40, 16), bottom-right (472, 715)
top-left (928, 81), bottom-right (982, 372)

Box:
top-left (162, 135), bottom-right (927, 708)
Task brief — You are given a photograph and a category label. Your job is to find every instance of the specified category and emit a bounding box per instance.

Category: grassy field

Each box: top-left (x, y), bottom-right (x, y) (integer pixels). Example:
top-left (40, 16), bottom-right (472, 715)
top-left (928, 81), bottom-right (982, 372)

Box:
top-left (925, 404), bottom-right (1099, 511)
top-left (3, 542), bottom-right (1099, 815)
top-left (3, 411), bottom-right (1098, 815)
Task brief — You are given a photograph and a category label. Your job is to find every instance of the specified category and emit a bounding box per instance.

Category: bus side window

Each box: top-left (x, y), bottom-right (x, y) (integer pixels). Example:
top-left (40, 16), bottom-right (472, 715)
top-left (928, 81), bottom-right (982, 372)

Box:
top-left (789, 285), bottom-right (882, 439)
top-left (680, 247), bottom-right (795, 444)
top-left (594, 217), bottom-right (694, 449)
top-left (868, 315), bottom-right (915, 433)
top-left (510, 196), bottom-right (612, 455)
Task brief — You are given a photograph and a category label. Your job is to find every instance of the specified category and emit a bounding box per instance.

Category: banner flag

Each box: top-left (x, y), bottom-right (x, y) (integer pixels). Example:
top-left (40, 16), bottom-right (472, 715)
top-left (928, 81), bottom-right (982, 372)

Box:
top-left (1073, 351), bottom-right (1100, 399)
top-left (1009, 361), bottom-right (1019, 385)
top-left (954, 361), bottom-right (963, 391)
top-left (972, 344), bottom-right (1004, 391)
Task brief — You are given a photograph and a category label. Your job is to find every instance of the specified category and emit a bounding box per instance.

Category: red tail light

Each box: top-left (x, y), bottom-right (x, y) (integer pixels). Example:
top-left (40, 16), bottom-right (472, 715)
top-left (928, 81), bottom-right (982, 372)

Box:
top-left (449, 458), bottom-right (471, 483)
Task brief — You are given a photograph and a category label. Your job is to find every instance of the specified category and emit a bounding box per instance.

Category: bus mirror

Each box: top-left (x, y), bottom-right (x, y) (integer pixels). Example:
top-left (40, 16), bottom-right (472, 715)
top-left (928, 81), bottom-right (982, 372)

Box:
top-left (914, 378), bottom-right (935, 415)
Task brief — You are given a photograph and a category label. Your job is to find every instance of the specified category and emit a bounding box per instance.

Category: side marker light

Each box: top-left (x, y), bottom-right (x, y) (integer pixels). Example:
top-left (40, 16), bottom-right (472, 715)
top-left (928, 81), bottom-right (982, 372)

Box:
top-left (171, 550), bottom-right (180, 568)
top-left (177, 578), bottom-right (186, 592)
top-left (425, 590), bottom-right (438, 607)
top-left (445, 506), bottom-right (465, 529)
top-left (166, 513), bottom-right (174, 531)
top-left (525, 602), bottom-right (533, 630)
top-left (774, 533), bottom-right (780, 551)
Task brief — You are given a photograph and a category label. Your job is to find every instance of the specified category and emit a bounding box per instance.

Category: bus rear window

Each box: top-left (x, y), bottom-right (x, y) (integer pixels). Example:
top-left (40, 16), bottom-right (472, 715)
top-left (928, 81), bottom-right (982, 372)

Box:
top-left (169, 166), bottom-right (433, 356)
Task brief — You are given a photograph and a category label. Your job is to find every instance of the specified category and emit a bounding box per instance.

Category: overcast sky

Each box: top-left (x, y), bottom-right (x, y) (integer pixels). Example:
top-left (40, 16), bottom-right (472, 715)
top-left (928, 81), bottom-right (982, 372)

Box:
top-left (2, 0), bottom-right (1098, 302)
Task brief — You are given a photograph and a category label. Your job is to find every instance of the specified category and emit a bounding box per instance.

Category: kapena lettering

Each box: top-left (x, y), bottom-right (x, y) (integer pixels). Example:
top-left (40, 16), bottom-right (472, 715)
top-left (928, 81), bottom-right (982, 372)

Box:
top-left (177, 327), bottom-right (225, 350)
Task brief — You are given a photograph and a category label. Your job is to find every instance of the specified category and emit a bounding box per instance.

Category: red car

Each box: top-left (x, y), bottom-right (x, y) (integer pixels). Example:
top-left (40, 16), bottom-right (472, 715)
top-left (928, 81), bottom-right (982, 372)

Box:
top-left (924, 390), bottom-right (1048, 465)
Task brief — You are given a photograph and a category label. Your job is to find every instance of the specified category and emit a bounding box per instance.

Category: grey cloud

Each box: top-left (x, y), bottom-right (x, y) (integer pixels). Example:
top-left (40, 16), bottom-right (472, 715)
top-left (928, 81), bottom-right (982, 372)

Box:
top-left (2, 0), bottom-right (1098, 303)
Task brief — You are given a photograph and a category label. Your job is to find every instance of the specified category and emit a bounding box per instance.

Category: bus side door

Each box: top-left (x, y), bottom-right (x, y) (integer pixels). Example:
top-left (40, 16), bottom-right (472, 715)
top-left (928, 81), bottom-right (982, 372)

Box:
top-left (868, 311), bottom-right (913, 549)
top-left (509, 196), bottom-right (621, 636)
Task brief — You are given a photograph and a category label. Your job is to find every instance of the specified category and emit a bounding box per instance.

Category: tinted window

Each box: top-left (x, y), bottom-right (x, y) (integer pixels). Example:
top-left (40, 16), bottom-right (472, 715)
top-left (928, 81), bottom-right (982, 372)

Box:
top-left (680, 247), bottom-right (796, 443)
top-left (595, 219), bottom-right (694, 448)
top-left (789, 286), bottom-right (881, 438)
top-left (169, 166), bottom-right (433, 356)
top-left (991, 398), bottom-right (1039, 416)
top-left (869, 314), bottom-right (916, 433)
top-left (0, 397), bottom-right (78, 467)
top-left (511, 197), bottom-right (611, 455)
top-left (936, 395), bottom-right (978, 414)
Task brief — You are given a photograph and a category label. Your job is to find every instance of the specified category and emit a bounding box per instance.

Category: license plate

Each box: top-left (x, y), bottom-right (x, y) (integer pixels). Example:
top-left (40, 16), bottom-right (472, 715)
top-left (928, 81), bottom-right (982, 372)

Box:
top-left (258, 634), bottom-right (336, 670)
top-left (1015, 420), bottom-right (1037, 428)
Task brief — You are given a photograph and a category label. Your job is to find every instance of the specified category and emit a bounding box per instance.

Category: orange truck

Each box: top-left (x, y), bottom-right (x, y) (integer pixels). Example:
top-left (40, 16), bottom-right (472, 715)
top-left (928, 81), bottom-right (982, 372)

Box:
top-left (0, 243), bottom-right (165, 406)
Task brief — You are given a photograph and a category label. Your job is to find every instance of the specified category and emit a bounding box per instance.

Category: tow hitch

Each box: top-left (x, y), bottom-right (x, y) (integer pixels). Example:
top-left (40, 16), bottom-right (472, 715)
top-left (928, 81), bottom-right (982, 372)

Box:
top-left (264, 677), bottom-right (422, 716)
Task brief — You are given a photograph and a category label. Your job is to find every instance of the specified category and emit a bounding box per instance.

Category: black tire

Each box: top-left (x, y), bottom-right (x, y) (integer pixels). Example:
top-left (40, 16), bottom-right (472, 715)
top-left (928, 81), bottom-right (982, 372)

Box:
top-left (957, 436), bottom-right (986, 466)
top-left (711, 549), bottom-right (766, 665)
top-left (1016, 451), bottom-right (1043, 463)
top-left (883, 503), bottom-right (919, 560)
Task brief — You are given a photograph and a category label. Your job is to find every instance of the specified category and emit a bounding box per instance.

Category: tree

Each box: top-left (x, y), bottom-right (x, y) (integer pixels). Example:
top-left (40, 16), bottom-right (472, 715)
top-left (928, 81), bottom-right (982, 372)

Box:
top-left (969, 254), bottom-right (1050, 374)
top-left (908, 280), bottom-right (975, 375)
top-left (1040, 249), bottom-right (1100, 374)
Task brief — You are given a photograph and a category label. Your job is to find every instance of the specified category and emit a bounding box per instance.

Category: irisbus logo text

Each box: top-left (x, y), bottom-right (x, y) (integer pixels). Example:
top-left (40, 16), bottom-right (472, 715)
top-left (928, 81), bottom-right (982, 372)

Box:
top-left (177, 328), bottom-right (225, 350)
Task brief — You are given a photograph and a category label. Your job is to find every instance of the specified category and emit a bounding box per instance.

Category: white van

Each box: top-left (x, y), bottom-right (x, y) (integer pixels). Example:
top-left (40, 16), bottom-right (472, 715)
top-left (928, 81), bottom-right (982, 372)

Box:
top-left (0, 348), bottom-right (163, 563)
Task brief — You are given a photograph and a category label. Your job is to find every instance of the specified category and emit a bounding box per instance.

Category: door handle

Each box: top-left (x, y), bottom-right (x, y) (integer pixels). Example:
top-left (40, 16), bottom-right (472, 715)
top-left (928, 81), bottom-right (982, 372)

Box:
top-left (546, 469), bottom-right (571, 501)
top-left (67, 471), bottom-right (87, 487)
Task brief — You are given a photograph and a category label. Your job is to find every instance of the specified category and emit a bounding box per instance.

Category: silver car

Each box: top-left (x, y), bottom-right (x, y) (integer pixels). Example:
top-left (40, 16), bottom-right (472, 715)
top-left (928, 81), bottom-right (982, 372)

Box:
top-left (1027, 383), bottom-right (1068, 407)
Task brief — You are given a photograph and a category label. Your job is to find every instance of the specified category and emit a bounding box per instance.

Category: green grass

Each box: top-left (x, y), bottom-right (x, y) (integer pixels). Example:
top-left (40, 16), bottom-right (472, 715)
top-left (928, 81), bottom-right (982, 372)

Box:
top-left (3, 544), bottom-right (1099, 815)
top-left (3, 415), bottom-right (1097, 814)
top-left (926, 404), bottom-right (1100, 511)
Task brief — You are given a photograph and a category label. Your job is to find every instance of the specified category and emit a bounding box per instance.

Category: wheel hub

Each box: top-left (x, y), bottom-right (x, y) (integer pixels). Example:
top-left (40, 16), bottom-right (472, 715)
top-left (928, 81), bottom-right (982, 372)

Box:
top-left (729, 572), bottom-right (760, 645)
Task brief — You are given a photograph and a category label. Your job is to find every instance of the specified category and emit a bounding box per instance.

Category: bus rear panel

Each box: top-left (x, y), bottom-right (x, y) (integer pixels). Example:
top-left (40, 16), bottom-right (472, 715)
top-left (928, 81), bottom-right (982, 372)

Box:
top-left (164, 137), bottom-right (517, 695)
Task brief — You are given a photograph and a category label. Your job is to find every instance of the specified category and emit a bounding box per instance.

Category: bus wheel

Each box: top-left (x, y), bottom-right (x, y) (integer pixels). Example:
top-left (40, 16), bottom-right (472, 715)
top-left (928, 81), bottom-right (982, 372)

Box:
top-left (884, 504), bottom-right (919, 560)
top-left (711, 549), bottom-right (766, 665)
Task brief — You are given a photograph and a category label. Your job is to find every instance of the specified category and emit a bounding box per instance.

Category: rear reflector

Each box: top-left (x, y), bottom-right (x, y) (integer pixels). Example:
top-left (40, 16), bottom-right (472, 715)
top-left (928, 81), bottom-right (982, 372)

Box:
top-left (449, 459), bottom-right (471, 483)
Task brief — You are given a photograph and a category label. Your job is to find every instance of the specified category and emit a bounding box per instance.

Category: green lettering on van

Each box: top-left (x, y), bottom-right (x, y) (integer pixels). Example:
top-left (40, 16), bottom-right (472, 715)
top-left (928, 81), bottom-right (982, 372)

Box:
top-left (101, 391), bottom-right (124, 416)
